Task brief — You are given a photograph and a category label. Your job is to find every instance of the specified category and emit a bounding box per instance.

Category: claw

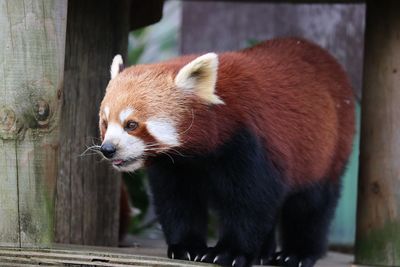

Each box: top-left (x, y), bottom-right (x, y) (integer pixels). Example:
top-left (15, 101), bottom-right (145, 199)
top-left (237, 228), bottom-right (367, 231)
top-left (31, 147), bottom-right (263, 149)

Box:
top-left (186, 252), bottom-right (191, 261)
top-left (276, 255), bottom-right (281, 260)
top-left (213, 256), bottom-right (219, 263)
top-left (201, 254), bottom-right (207, 262)
top-left (194, 255), bottom-right (199, 261)
top-left (285, 256), bottom-right (290, 262)
top-left (232, 259), bottom-right (237, 266)
top-left (299, 261), bottom-right (303, 267)
top-left (171, 252), bottom-right (174, 259)
top-left (260, 259), bottom-right (263, 265)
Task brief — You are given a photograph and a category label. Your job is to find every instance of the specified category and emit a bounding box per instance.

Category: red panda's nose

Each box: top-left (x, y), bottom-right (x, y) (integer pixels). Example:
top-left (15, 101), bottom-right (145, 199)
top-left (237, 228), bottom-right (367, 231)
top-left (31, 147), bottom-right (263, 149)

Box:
top-left (100, 142), bottom-right (116, 159)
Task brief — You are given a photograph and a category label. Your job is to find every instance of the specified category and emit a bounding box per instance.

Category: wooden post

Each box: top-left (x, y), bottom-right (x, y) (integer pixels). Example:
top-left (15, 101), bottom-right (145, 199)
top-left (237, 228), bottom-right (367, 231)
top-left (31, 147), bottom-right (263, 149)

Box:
top-left (55, 0), bottom-right (129, 246)
top-left (0, 0), bottom-right (67, 247)
top-left (355, 1), bottom-right (400, 265)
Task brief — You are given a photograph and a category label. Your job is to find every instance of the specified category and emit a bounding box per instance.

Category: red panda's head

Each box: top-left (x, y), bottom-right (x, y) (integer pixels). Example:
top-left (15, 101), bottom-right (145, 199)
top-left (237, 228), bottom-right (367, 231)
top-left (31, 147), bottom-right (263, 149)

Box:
top-left (98, 53), bottom-right (224, 172)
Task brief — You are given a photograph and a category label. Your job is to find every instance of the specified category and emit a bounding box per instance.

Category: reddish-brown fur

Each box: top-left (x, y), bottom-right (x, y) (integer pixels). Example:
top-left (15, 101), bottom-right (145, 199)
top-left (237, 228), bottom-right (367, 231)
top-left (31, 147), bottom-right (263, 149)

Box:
top-left (172, 38), bottom-right (353, 186)
top-left (101, 38), bottom-right (355, 187)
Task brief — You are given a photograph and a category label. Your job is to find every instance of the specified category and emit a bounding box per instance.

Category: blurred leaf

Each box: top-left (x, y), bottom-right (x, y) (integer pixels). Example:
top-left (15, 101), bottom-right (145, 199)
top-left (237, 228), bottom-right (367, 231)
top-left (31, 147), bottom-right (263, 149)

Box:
top-left (132, 28), bottom-right (147, 38)
top-left (123, 170), bottom-right (149, 223)
top-left (128, 44), bottom-right (146, 64)
top-left (160, 33), bottom-right (176, 52)
top-left (246, 38), bottom-right (261, 47)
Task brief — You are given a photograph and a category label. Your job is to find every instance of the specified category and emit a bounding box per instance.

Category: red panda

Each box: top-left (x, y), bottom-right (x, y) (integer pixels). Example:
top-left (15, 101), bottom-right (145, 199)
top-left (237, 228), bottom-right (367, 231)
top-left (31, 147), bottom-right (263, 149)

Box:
top-left (98, 38), bottom-right (355, 267)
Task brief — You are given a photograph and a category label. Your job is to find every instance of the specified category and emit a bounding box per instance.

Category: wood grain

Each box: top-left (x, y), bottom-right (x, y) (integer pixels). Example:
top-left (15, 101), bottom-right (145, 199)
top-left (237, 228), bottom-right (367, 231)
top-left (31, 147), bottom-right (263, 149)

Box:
top-left (355, 0), bottom-right (400, 266)
top-left (55, 0), bottom-right (129, 246)
top-left (0, 0), bottom-right (67, 247)
top-left (0, 246), bottom-right (215, 266)
top-left (0, 243), bottom-right (358, 266)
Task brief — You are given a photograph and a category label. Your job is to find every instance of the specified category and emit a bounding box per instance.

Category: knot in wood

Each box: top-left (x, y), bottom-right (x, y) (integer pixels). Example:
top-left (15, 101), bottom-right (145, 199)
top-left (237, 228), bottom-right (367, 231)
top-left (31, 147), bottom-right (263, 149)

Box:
top-left (35, 99), bottom-right (50, 126)
top-left (371, 181), bottom-right (380, 195)
top-left (0, 107), bottom-right (16, 132)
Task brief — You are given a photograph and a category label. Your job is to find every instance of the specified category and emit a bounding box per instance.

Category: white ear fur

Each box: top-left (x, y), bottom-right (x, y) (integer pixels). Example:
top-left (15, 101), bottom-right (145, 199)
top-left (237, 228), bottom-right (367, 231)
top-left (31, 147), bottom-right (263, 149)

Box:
top-left (110, 54), bottom-right (124, 79)
top-left (175, 53), bottom-right (224, 105)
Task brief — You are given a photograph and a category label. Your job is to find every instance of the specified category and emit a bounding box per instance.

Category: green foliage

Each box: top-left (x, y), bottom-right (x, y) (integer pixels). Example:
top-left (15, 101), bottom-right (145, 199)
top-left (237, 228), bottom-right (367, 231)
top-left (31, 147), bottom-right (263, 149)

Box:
top-left (128, 44), bottom-right (146, 65)
top-left (246, 38), bottom-right (262, 47)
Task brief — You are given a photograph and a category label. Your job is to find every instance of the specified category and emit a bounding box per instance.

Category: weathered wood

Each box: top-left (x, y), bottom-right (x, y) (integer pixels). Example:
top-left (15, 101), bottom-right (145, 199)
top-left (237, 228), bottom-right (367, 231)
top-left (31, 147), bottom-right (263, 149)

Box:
top-left (55, 0), bottom-right (129, 246)
top-left (0, 0), bottom-right (67, 247)
top-left (0, 245), bottom-right (356, 267)
top-left (355, 0), bottom-right (400, 266)
top-left (0, 247), bottom-right (214, 266)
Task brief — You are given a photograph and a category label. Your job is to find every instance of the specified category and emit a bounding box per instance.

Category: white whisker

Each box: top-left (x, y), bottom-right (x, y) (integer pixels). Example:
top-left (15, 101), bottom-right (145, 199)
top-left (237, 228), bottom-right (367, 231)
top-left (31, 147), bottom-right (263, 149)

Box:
top-left (80, 145), bottom-right (101, 157)
top-left (160, 151), bottom-right (174, 164)
top-left (181, 109), bottom-right (195, 135)
top-left (167, 148), bottom-right (186, 157)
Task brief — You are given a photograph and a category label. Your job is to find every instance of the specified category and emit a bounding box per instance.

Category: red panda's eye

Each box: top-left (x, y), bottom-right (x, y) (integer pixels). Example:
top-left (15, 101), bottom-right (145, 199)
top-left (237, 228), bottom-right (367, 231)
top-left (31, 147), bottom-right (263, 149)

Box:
top-left (125, 121), bottom-right (139, 131)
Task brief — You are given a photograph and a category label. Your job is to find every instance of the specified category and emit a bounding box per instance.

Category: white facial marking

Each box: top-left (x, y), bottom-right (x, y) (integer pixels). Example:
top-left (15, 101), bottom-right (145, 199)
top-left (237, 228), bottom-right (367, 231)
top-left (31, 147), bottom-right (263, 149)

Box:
top-left (103, 123), bottom-right (145, 172)
top-left (119, 108), bottom-right (134, 124)
top-left (104, 123), bottom-right (124, 141)
top-left (146, 118), bottom-right (180, 146)
top-left (110, 54), bottom-right (123, 79)
top-left (118, 158), bottom-right (144, 172)
top-left (104, 106), bottom-right (110, 120)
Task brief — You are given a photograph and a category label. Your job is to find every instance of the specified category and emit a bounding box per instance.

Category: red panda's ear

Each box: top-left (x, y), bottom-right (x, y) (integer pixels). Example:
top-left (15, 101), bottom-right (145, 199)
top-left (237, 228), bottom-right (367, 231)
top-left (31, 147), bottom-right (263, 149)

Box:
top-left (110, 54), bottom-right (124, 80)
top-left (175, 53), bottom-right (224, 105)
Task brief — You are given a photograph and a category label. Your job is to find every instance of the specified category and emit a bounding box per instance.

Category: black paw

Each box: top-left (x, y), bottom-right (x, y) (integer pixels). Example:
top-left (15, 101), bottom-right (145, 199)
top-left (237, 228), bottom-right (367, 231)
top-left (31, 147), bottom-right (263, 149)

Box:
top-left (198, 247), bottom-right (251, 267)
top-left (256, 250), bottom-right (275, 266)
top-left (265, 252), bottom-right (316, 267)
top-left (167, 244), bottom-right (207, 262)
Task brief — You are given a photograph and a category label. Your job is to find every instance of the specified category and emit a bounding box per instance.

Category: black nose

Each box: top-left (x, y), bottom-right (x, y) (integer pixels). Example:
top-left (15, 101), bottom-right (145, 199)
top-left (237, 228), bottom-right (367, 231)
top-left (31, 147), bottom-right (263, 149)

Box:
top-left (100, 143), bottom-right (116, 158)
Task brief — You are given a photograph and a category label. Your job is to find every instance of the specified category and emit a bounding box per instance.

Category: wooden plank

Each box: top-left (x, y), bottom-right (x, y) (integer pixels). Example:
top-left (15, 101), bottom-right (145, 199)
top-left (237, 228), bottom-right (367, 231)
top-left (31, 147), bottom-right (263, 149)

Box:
top-left (0, 0), bottom-right (67, 247)
top-left (55, 0), bottom-right (129, 246)
top-left (355, 0), bottom-right (400, 266)
top-left (0, 245), bottom-right (358, 266)
top-left (0, 247), bottom-right (214, 266)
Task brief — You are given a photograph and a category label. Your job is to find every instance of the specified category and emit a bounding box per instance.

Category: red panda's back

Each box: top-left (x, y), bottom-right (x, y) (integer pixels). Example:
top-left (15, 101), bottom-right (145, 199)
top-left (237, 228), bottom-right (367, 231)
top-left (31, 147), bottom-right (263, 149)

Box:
top-left (216, 38), bottom-right (355, 186)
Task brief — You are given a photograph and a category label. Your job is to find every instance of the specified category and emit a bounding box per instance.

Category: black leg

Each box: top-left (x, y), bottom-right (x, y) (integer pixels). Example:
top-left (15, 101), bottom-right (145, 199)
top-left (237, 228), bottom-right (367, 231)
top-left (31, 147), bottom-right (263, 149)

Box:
top-left (148, 160), bottom-right (209, 261)
top-left (270, 181), bottom-right (340, 267)
top-left (199, 129), bottom-right (285, 267)
top-left (257, 228), bottom-right (277, 265)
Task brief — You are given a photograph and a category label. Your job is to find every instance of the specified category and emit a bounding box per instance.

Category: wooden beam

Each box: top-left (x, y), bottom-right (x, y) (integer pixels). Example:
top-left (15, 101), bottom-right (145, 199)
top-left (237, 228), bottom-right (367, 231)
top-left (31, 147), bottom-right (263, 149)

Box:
top-left (130, 0), bottom-right (164, 30)
top-left (0, 0), bottom-right (67, 247)
top-left (55, 0), bottom-right (128, 246)
top-left (355, 0), bottom-right (400, 265)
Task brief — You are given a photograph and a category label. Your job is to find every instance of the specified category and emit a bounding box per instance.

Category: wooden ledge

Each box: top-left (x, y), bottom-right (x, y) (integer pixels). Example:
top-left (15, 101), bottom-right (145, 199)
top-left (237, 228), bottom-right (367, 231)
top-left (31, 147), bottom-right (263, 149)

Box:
top-left (0, 243), bottom-right (359, 267)
top-left (0, 246), bottom-right (214, 267)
